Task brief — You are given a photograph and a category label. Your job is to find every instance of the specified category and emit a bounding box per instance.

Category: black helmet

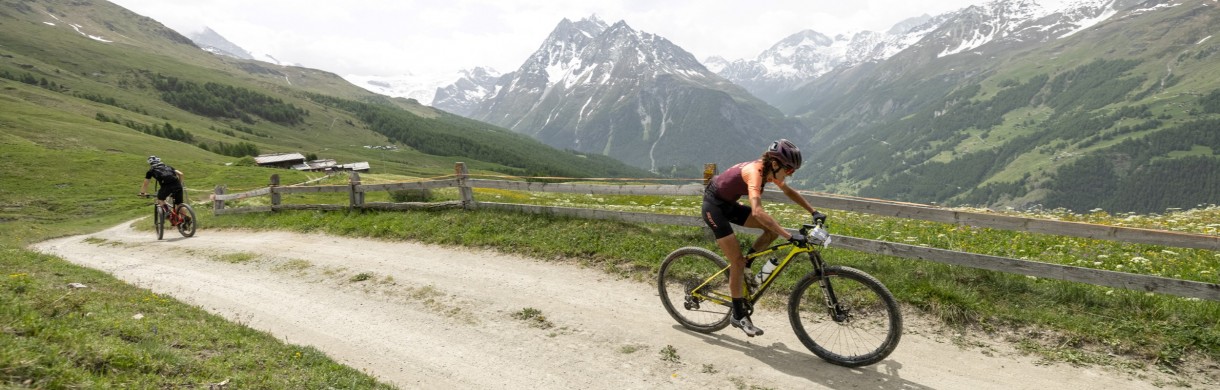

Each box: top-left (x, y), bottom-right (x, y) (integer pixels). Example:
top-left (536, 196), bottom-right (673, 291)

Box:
top-left (765, 139), bottom-right (802, 170)
top-left (147, 155), bottom-right (162, 165)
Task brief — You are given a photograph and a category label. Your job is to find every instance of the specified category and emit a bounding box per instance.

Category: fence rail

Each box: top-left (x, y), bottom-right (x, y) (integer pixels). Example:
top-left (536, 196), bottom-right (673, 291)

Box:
top-left (211, 162), bottom-right (1220, 301)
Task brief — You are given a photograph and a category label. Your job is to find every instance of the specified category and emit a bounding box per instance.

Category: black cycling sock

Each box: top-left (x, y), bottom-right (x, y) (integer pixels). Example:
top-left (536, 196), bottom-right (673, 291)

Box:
top-left (732, 298), bottom-right (748, 320)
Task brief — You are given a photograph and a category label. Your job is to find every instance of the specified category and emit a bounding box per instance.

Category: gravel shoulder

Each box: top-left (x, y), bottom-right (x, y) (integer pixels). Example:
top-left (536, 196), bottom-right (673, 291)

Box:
top-left (32, 221), bottom-right (1184, 389)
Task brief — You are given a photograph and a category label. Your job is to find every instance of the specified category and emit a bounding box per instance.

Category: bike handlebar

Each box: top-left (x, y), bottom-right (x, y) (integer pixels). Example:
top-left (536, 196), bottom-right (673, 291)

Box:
top-left (797, 216), bottom-right (832, 248)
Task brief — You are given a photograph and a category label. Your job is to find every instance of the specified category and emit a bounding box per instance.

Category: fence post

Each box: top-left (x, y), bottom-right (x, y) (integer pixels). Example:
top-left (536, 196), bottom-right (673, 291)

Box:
top-left (701, 163), bottom-right (718, 239)
top-left (455, 162), bottom-right (475, 210)
top-left (213, 185), bottom-right (225, 215)
top-left (269, 174), bottom-right (281, 209)
top-left (349, 171), bottom-right (363, 210)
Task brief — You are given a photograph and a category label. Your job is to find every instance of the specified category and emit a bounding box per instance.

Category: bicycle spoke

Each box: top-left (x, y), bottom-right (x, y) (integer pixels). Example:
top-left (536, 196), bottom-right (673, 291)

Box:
top-left (789, 266), bottom-right (902, 367)
top-left (658, 247), bottom-right (732, 332)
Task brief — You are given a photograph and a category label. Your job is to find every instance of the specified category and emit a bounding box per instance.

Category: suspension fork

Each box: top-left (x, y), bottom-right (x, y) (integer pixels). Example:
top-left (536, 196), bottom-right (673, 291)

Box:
top-left (809, 250), bottom-right (849, 321)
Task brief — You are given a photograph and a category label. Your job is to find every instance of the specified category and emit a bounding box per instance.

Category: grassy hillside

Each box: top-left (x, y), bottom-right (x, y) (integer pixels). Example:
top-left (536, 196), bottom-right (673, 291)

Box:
top-left (0, 0), bottom-right (651, 183)
top-left (794, 0), bottom-right (1220, 214)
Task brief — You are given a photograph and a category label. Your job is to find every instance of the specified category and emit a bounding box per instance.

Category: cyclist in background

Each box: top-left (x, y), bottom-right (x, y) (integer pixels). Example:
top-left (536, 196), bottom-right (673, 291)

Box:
top-left (701, 139), bottom-right (824, 337)
top-left (139, 156), bottom-right (189, 225)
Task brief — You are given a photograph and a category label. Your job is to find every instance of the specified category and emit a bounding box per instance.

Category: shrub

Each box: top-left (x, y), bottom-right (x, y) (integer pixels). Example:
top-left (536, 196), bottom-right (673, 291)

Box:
top-left (233, 156), bottom-right (257, 166)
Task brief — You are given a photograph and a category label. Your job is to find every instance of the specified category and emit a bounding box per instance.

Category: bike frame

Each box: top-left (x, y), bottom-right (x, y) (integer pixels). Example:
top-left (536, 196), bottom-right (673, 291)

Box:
top-left (150, 181), bottom-right (184, 219)
top-left (688, 224), bottom-right (833, 307)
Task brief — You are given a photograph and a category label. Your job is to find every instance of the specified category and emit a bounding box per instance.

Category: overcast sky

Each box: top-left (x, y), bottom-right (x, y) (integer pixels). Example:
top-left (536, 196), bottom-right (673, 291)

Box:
top-left (107, 0), bottom-right (987, 78)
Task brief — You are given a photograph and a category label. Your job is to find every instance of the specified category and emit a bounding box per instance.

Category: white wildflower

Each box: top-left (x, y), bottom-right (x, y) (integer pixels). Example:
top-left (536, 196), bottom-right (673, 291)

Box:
top-left (1161, 250), bottom-right (1178, 256)
top-left (1093, 261), bottom-right (1103, 266)
top-left (1097, 255), bottom-right (1109, 259)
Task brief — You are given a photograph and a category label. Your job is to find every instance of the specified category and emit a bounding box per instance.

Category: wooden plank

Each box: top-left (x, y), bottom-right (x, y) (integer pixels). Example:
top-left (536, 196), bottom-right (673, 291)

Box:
top-left (469, 179), bottom-right (704, 196)
top-left (359, 180), bottom-right (461, 192)
top-left (213, 187), bottom-right (271, 201)
top-left (829, 235), bottom-right (1220, 301)
top-left (274, 204), bottom-right (351, 209)
top-left (361, 201), bottom-right (464, 211)
top-left (477, 202), bottom-right (704, 227)
top-left (276, 185), bottom-right (352, 194)
top-left (759, 190), bottom-right (1220, 251)
top-left (214, 206), bottom-right (272, 215)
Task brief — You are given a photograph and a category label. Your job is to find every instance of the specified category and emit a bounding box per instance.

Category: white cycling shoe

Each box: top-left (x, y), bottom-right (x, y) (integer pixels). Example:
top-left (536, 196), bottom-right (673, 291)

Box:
top-left (730, 315), bottom-right (764, 337)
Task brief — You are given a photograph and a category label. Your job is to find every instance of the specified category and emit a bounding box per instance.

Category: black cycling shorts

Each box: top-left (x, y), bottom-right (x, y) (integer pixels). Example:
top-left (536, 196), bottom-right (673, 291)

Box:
top-left (702, 185), bottom-right (751, 239)
top-left (157, 185), bottom-right (185, 205)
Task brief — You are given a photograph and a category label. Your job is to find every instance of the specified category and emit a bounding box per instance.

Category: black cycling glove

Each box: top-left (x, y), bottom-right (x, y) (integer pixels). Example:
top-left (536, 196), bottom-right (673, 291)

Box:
top-left (789, 232), bottom-right (807, 245)
top-left (811, 211), bottom-right (828, 226)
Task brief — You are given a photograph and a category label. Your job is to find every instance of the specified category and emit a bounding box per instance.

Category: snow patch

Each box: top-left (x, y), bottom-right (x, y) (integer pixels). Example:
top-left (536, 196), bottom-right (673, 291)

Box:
top-left (1058, 6), bottom-right (1118, 38)
top-left (69, 24), bottom-right (112, 43)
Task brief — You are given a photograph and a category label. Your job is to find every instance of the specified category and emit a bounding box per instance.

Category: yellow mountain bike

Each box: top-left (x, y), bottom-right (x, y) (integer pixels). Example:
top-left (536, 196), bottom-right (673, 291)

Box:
top-left (657, 220), bottom-right (902, 367)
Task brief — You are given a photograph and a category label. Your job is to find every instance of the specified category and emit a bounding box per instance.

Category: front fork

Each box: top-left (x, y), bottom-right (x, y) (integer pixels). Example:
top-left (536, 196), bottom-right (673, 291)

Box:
top-left (810, 251), bottom-right (850, 322)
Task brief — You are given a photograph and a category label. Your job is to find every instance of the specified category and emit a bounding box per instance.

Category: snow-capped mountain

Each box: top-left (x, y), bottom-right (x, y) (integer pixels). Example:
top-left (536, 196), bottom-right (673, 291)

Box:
top-left (183, 26), bottom-right (299, 68)
top-left (933, 0), bottom-right (1122, 58)
top-left (712, 23), bottom-right (946, 107)
top-left (430, 67), bottom-right (501, 115)
top-left (186, 27), bottom-right (253, 60)
top-left (716, 0), bottom-right (1127, 110)
top-left (342, 70), bottom-right (480, 105)
top-left (453, 16), bottom-right (804, 174)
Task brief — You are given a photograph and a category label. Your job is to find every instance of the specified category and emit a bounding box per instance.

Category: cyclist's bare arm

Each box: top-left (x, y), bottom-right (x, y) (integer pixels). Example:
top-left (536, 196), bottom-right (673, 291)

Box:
top-left (744, 170), bottom-right (792, 240)
top-left (774, 181), bottom-right (817, 215)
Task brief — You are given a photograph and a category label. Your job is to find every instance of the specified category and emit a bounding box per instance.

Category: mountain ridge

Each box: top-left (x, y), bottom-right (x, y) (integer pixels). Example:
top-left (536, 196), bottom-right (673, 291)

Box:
top-left (438, 16), bottom-right (803, 175)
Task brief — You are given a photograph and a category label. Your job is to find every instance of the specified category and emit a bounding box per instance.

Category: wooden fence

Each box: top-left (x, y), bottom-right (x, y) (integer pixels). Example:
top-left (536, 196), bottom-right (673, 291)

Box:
top-left (212, 163), bottom-right (1220, 302)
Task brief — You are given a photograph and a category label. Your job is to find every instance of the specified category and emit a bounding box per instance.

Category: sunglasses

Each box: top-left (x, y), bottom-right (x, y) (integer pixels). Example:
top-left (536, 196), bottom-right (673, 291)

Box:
top-left (782, 166), bottom-right (795, 175)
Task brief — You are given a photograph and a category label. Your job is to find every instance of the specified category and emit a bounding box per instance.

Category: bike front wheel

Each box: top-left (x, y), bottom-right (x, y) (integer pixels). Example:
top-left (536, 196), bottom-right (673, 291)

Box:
top-left (788, 265), bottom-right (902, 367)
top-left (657, 247), bottom-right (732, 333)
top-left (154, 204), bottom-right (165, 240)
top-left (177, 204), bottom-right (196, 237)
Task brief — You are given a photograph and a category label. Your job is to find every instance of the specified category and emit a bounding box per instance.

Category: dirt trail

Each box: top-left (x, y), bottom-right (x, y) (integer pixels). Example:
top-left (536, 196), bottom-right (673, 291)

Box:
top-left (33, 221), bottom-right (1179, 389)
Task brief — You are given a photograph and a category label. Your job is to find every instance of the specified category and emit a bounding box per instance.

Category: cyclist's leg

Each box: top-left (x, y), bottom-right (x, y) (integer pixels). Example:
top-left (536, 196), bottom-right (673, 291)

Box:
top-left (155, 186), bottom-right (171, 207)
top-left (169, 187), bottom-right (187, 220)
top-left (703, 198), bottom-right (749, 299)
top-left (748, 227), bottom-right (779, 253)
top-left (706, 200), bottom-right (764, 336)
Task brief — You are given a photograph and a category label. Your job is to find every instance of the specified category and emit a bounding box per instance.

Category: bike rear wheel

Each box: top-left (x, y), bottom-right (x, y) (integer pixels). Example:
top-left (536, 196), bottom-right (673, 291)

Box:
top-left (788, 265), bottom-right (902, 367)
top-left (657, 247), bottom-right (732, 332)
top-left (177, 204), bottom-right (196, 237)
top-left (154, 204), bottom-right (165, 240)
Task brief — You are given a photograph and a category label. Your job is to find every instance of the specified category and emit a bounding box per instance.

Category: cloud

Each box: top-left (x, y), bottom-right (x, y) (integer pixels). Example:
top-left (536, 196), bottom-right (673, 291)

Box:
top-left (108, 0), bottom-right (985, 77)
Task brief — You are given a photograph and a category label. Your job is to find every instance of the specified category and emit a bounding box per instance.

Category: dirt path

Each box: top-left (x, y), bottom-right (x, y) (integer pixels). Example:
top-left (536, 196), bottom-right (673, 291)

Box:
top-left (33, 221), bottom-right (1178, 389)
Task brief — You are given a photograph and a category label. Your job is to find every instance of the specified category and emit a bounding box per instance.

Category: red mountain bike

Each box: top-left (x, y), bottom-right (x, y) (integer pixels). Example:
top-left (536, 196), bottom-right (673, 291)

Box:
top-left (139, 189), bottom-right (196, 240)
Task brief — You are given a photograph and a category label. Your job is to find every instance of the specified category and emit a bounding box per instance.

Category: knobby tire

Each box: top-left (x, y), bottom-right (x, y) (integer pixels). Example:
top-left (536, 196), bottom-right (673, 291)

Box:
top-left (788, 265), bottom-right (902, 367)
top-left (154, 204), bottom-right (165, 240)
top-left (177, 204), bottom-right (196, 237)
top-left (657, 246), bottom-right (732, 332)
